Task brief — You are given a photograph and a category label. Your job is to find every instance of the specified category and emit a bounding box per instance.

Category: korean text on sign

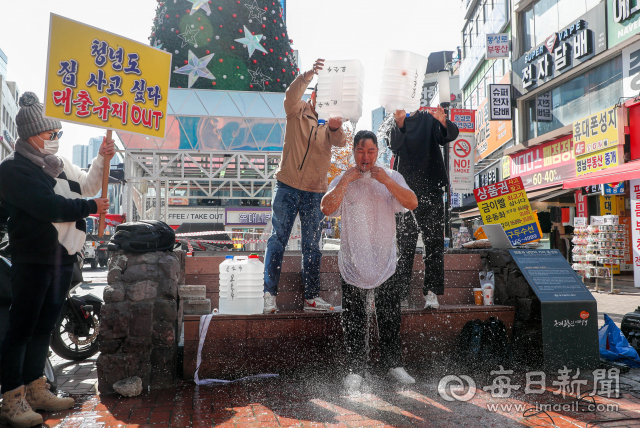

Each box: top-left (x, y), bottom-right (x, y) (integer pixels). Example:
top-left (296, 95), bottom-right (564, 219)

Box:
top-left (473, 176), bottom-right (542, 245)
top-left (486, 33), bottom-right (509, 59)
top-left (44, 14), bottom-right (172, 138)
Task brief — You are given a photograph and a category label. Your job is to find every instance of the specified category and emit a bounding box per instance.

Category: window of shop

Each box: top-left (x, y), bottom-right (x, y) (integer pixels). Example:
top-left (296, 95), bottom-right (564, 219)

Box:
top-left (525, 56), bottom-right (622, 140)
top-left (463, 58), bottom-right (511, 110)
top-left (521, 0), bottom-right (602, 53)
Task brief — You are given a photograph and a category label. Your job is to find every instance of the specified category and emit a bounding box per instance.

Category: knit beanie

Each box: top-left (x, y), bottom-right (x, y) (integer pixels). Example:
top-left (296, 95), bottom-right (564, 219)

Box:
top-left (16, 92), bottom-right (62, 140)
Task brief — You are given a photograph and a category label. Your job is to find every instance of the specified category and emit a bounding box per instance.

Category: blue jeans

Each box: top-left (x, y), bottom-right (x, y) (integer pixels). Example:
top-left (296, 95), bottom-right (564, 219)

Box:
top-left (264, 181), bottom-right (324, 300)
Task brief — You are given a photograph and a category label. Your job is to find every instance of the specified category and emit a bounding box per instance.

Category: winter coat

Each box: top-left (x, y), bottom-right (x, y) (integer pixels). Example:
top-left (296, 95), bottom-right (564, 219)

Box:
top-left (274, 75), bottom-right (347, 193)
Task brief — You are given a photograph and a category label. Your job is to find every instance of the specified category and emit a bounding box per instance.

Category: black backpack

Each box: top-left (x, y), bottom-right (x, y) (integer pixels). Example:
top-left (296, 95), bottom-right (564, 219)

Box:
top-left (457, 317), bottom-right (513, 369)
top-left (108, 220), bottom-right (177, 253)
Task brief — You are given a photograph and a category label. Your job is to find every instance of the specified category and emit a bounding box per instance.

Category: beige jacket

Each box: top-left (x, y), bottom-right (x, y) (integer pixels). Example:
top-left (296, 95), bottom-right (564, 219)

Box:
top-left (274, 75), bottom-right (347, 193)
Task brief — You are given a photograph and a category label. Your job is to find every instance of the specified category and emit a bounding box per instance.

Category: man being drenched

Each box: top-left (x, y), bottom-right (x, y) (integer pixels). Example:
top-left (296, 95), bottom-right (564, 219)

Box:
top-left (321, 130), bottom-right (418, 391)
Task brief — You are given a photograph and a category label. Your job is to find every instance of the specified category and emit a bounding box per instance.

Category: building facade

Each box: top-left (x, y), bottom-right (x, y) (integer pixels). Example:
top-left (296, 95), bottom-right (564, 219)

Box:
top-left (0, 48), bottom-right (18, 161)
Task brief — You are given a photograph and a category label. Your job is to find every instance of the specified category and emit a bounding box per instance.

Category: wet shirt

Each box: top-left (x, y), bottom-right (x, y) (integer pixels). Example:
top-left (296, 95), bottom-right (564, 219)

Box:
top-left (327, 167), bottom-right (412, 289)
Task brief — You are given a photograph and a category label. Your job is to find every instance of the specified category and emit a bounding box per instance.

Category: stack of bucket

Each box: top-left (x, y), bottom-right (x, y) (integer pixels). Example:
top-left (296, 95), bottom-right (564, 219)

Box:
top-left (378, 50), bottom-right (429, 113)
top-left (315, 60), bottom-right (365, 123)
top-left (218, 254), bottom-right (264, 315)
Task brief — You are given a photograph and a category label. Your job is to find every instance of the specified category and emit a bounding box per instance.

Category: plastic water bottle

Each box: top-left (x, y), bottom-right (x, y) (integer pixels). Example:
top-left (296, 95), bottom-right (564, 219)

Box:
top-left (378, 50), bottom-right (429, 113)
top-left (315, 59), bottom-right (365, 123)
top-left (218, 254), bottom-right (264, 315)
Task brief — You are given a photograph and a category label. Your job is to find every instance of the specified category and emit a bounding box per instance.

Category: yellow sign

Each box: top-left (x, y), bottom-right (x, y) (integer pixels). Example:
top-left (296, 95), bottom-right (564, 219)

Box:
top-left (573, 106), bottom-right (620, 176)
top-left (44, 14), bottom-right (172, 138)
top-left (473, 177), bottom-right (541, 245)
top-left (600, 195), bottom-right (624, 217)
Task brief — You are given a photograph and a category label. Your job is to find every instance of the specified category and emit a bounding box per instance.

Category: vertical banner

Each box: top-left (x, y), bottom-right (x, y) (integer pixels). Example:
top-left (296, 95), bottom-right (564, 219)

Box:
top-left (631, 179), bottom-right (640, 287)
top-left (449, 135), bottom-right (475, 193)
top-left (44, 14), bottom-right (172, 138)
top-left (575, 190), bottom-right (589, 219)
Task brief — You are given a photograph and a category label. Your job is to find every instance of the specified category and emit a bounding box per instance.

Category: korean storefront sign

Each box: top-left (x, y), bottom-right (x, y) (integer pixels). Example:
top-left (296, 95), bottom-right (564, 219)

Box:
top-left (536, 92), bottom-right (553, 122)
top-left (507, 135), bottom-right (575, 191)
top-left (449, 135), bottom-right (476, 193)
top-left (488, 84), bottom-right (512, 120)
top-left (608, 0), bottom-right (640, 47)
top-left (622, 39), bottom-right (640, 98)
top-left (423, 107), bottom-right (476, 132)
top-left (603, 182), bottom-right (625, 195)
top-left (575, 190), bottom-right (589, 219)
top-left (632, 179), bottom-right (640, 287)
top-left (573, 106), bottom-right (621, 176)
top-left (486, 33), bottom-right (509, 59)
top-left (225, 208), bottom-right (272, 226)
top-left (44, 14), bottom-right (172, 138)
top-left (473, 176), bottom-right (542, 245)
top-left (166, 208), bottom-right (225, 226)
top-left (513, 3), bottom-right (607, 94)
top-left (475, 74), bottom-right (513, 161)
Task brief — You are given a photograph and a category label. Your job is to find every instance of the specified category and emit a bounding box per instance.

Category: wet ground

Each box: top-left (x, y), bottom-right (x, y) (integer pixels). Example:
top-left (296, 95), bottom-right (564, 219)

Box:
top-left (39, 368), bottom-right (640, 428)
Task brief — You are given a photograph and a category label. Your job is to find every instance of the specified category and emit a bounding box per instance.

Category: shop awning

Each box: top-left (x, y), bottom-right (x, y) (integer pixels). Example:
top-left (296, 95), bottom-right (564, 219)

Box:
top-left (456, 185), bottom-right (563, 219)
top-left (562, 160), bottom-right (640, 189)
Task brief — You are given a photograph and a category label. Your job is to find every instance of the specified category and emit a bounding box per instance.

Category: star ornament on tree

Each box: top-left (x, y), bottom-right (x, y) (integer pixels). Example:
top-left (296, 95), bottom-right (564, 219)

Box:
top-left (244, 0), bottom-right (266, 19)
top-left (248, 68), bottom-right (270, 88)
top-left (187, 0), bottom-right (211, 16)
top-left (174, 50), bottom-right (216, 88)
top-left (178, 26), bottom-right (200, 48)
top-left (235, 26), bottom-right (268, 57)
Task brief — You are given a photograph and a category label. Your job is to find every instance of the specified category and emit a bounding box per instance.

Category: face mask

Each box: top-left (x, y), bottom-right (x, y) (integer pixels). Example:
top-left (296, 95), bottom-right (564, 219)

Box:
top-left (33, 136), bottom-right (59, 155)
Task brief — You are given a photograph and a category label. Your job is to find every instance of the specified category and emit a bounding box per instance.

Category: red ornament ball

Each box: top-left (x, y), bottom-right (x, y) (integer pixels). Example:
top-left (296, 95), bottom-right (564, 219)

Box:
top-left (218, 6), bottom-right (222, 10)
top-left (269, 48), bottom-right (273, 53)
top-left (165, 14), bottom-right (169, 18)
top-left (184, 60), bottom-right (188, 64)
top-left (219, 58), bottom-right (223, 62)
top-left (176, 30), bottom-right (179, 33)
top-left (282, 33), bottom-right (285, 37)
top-left (232, 14), bottom-right (237, 18)
top-left (186, 9), bottom-right (190, 13)
top-left (198, 17), bottom-right (201, 20)
top-left (275, 36), bottom-right (278, 40)
top-left (273, 19), bottom-right (276, 23)
top-left (279, 57), bottom-right (282, 60)
top-left (253, 59), bottom-right (257, 64)
top-left (220, 25), bottom-right (223, 28)
top-left (206, 50), bottom-right (210, 54)
top-left (207, 38), bottom-right (210, 41)
top-left (212, 82), bottom-right (216, 85)
top-left (265, 81), bottom-right (269, 85)
top-left (262, 53), bottom-right (266, 55)
top-left (250, 84), bottom-right (254, 88)
top-left (252, 31), bottom-right (255, 35)
top-left (264, 6), bottom-right (268, 10)
top-left (175, 14), bottom-right (179, 17)
top-left (237, 66), bottom-right (240, 69)
top-left (292, 71), bottom-right (295, 75)
top-left (282, 69), bottom-right (285, 72)
top-left (262, 24), bottom-right (266, 28)
top-left (277, 79), bottom-right (280, 82)
top-left (285, 52), bottom-right (288, 56)
top-left (231, 46), bottom-right (235, 49)
top-left (199, 26), bottom-right (204, 30)
top-left (238, 28), bottom-right (243, 33)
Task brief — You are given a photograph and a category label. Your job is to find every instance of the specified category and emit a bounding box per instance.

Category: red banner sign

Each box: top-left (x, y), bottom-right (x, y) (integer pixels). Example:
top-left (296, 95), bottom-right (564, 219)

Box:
top-left (507, 135), bottom-right (575, 191)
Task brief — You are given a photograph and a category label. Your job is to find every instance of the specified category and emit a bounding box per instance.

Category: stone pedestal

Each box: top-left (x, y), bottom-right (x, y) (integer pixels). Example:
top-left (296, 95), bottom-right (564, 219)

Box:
top-left (97, 250), bottom-right (185, 393)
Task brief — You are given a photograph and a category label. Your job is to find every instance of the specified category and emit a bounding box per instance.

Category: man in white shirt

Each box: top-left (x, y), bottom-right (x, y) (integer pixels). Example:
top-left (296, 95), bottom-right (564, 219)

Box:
top-left (321, 130), bottom-right (418, 391)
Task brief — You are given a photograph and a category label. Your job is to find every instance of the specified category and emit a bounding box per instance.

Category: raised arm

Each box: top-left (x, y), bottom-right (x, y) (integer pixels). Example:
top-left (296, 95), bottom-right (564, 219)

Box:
top-left (430, 105), bottom-right (460, 146)
top-left (284, 58), bottom-right (324, 117)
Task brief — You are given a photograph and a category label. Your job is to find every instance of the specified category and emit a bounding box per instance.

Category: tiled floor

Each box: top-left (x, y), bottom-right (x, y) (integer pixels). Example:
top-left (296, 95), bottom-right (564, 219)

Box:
top-left (38, 370), bottom-right (640, 428)
top-left (50, 354), bottom-right (99, 395)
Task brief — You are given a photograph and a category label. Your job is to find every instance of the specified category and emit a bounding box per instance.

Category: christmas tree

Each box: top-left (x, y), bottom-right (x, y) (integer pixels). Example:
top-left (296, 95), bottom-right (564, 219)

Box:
top-left (149, 0), bottom-right (298, 92)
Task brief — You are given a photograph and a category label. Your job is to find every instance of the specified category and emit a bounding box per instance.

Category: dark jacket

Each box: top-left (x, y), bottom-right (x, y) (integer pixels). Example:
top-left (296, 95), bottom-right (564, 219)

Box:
top-left (389, 110), bottom-right (459, 192)
top-left (0, 152), bottom-right (97, 265)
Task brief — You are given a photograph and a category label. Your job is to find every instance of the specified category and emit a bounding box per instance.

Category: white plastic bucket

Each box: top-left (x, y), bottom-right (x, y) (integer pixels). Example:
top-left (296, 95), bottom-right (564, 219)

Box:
top-left (315, 59), bottom-right (365, 122)
top-left (218, 254), bottom-right (264, 315)
top-left (378, 50), bottom-right (429, 113)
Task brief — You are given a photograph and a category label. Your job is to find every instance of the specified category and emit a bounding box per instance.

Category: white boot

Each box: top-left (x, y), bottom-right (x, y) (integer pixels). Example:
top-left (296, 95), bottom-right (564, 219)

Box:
top-left (424, 291), bottom-right (440, 309)
top-left (388, 367), bottom-right (416, 384)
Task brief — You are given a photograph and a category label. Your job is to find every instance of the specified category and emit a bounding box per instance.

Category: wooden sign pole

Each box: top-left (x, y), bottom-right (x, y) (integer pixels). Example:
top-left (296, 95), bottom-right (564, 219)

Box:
top-left (98, 130), bottom-right (114, 238)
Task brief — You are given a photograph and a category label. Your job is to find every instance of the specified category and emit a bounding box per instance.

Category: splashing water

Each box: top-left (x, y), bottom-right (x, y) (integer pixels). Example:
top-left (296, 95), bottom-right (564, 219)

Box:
top-left (376, 112), bottom-right (397, 145)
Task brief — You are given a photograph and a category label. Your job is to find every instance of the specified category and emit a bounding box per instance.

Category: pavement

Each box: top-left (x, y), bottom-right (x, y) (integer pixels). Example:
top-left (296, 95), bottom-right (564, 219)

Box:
top-left (34, 269), bottom-right (640, 427)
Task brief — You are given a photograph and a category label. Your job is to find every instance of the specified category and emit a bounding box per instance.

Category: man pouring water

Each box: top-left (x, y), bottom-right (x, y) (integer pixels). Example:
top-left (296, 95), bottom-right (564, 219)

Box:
top-left (321, 130), bottom-right (418, 391)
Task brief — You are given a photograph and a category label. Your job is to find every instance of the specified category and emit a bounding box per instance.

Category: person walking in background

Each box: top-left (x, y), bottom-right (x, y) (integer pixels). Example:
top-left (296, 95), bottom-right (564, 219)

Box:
top-left (0, 92), bottom-right (112, 428)
top-left (263, 59), bottom-right (347, 314)
top-left (321, 130), bottom-right (417, 392)
top-left (388, 106), bottom-right (459, 310)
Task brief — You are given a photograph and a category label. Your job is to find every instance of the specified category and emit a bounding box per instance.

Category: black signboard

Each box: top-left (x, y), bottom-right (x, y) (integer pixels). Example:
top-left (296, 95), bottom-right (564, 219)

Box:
top-left (512, 2), bottom-right (607, 94)
top-left (510, 249), bottom-right (599, 370)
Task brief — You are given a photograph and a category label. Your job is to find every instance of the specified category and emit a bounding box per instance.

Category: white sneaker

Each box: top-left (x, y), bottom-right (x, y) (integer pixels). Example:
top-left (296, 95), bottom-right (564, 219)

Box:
top-left (263, 292), bottom-right (278, 314)
top-left (424, 291), bottom-right (440, 309)
top-left (304, 296), bottom-right (334, 311)
top-left (388, 367), bottom-right (416, 385)
top-left (343, 373), bottom-right (364, 392)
